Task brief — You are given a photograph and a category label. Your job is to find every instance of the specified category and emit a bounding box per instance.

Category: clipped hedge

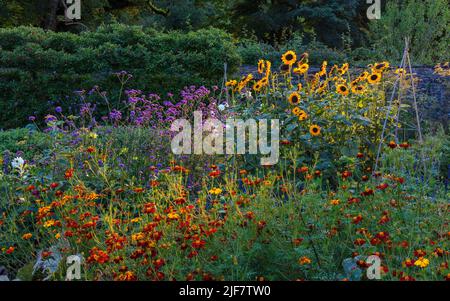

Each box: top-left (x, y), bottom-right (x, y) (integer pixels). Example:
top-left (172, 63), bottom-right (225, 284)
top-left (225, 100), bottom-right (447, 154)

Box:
top-left (0, 24), bottom-right (241, 129)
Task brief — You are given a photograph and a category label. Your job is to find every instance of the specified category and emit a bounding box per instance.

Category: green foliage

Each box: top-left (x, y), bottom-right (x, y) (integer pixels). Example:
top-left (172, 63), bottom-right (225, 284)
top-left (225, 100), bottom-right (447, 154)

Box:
top-left (229, 0), bottom-right (367, 48)
top-left (0, 128), bottom-right (51, 158)
top-left (237, 34), bottom-right (347, 66)
top-left (369, 0), bottom-right (450, 65)
top-left (0, 24), bottom-right (241, 128)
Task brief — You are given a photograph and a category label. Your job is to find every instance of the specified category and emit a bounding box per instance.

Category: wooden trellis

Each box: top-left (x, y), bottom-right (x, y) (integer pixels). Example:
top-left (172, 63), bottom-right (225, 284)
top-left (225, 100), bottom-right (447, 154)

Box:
top-left (373, 38), bottom-right (425, 175)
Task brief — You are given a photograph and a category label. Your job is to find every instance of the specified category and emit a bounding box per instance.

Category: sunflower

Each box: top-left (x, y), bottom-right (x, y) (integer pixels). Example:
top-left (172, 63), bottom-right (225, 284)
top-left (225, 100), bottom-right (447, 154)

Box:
top-left (257, 60), bottom-right (266, 74)
top-left (395, 68), bottom-right (406, 77)
top-left (368, 73), bottom-right (382, 84)
top-left (294, 63), bottom-right (309, 75)
top-left (260, 77), bottom-right (269, 86)
top-left (282, 50), bottom-right (297, 65)
top-left (350, 79), bottom-right (359, 87)
top-left (298, 110), bottom-right (308, 121)
top-left (328, 65), bottom-right (338, 76)
top-left (352, 85), bottom-right (366, 94)
top-left (339, 63), bottom-right (349, 75)
top-left (319, 61), bottom-right (328, 76)
top-left (236, 74), bottom-right (254, 92)
top-left (265, 60), bottom-right (272, 77)
top-left (288, 92), bottom-right (301, 105)
top-left (253, 81), bottom-right (263, 92)
top-left (310, 125), bottom-right (321, 136)
top-left (373, 61), bottom-right (390, 73)
top-left (316, 82), bottom-right (328, 94)
top-left (292, 107), bottom-right (301, 116)
top-left (336, 84), bottom-right (349, 96)
top-left (358, 71), bottom-right (369, 81)
top-left (226, 80), bottom-right (237, 87)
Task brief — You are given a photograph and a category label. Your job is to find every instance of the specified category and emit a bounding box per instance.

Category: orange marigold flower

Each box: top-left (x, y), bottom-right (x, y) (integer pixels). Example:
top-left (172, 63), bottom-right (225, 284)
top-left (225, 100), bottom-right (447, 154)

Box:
top-left (298, 256), bottom-right (312, 265)
top-left (22, 233), bottom-right (32, 240)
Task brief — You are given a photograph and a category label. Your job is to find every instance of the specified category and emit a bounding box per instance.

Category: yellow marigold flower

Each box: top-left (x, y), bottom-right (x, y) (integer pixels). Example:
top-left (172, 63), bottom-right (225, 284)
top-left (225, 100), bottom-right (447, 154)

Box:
top-left (55, 233), bottom-right (61, 239)
top-left (85, 192), bottom-right (100, 201)
top-left (132, 232), bottom-right (145, 241)
top-left (282, 50), bottom-right (297, 65)
top-left (43, 219), bottom-right (56, 228)
top-left (310, 125), bottom-right (321, 136)
top-left (167, 212), bottom-right (180, 220)
top-left (209, 188), bottom-right (223, 195)
top-left (130, 217), bottom-right (142, 223)
top-left (414, 257), bottom-right (430, 268)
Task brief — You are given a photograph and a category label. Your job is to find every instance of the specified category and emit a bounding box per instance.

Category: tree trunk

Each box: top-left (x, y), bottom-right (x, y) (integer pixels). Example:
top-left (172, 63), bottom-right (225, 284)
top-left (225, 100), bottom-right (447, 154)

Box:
top-left (44, 0), bottom-right (60, 30)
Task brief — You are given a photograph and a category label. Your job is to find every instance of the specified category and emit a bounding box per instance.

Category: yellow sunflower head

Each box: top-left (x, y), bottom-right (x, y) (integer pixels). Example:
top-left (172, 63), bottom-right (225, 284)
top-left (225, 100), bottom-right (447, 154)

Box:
top-left (395, 68), bottom-right (406, 77)
top-left (257, 60), bottom-right (266, 74)
top-left (260, 77), bottom-right (269, 86)
top-left (319, 61), bottom-right (328, 76)
top-left (265, 60), bottom-right (272, 76)
top-left (298, 110), bottom-right (308, 121)
top-left (253, 81), bottom-right (263, 92)
top-left (358, 71), bottom-right (369, 81)
top-left (368, 73), bottom-right (382, 84)
top-left (316, 82), bottom-right (328, 94)
top-left (294, 63), bottom-right (309, 75)
top-left (226, 80), bottom-right (237, 87)
top-left (336, 84), bottom-right (349, 96)
top-left (310, 125), bottom-right (321, 136)
top-left (288, 92), bottom-right (301, 105)
top-left (339, 63), bottom-right (349, 75)
top-left (352, 85), bottom-right (366, 94)
top-left (282, 50), bottom-right (297, 66)
top-left (373, 61), bottom-right (390, 73)
top-left (292, 107), bottom-right (301, 116)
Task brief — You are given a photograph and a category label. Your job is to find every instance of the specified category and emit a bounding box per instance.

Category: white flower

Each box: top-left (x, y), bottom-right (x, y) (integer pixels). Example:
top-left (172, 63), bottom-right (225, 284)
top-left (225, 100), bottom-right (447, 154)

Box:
top-left (218, 104), bottom-right (226, 111)
top-left (11, 157), bottom-right (25, 170)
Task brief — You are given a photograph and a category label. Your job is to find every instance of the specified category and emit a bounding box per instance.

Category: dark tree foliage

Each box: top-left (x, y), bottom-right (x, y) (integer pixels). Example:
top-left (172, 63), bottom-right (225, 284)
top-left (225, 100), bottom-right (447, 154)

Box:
top-left (0, 0), bottom-right (369, 48)
top-left (229, 0), bottom-right (369, 48)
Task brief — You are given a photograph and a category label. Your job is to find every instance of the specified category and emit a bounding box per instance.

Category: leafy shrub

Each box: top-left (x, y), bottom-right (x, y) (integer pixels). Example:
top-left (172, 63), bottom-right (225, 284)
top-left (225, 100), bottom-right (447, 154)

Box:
top-left (0, 127), bottom-right (51, 159)
top-left (368, 0), bottom-right (450, 65)
top-left (0, 24), bottom-right (241, 129)
top-left (237, 34), bottom-right (347, 67)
